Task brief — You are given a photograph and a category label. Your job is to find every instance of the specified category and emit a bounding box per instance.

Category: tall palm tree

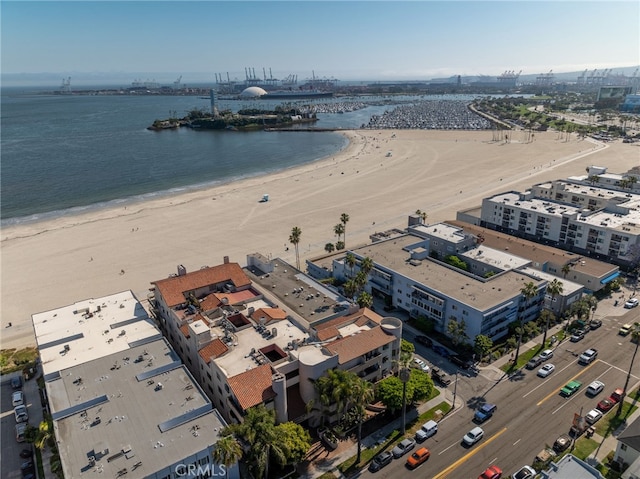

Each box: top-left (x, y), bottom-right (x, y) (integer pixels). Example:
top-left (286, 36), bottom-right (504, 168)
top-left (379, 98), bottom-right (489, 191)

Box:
top-left (543, 279), bottom-right (563, 346)
top-left (212, 435), bottom-right (243, 478)
top-left (351, 378), bottom-right (375, 464)
top-left (360, 256), bottom-right (374, 275)
top-left (618, 323), bottom-right (640, 417)
top-left (345, 252), bottom-right (357, 278)
top-left (289, 226), bottom-right (302, 270)
top-left (415, 209), bottom-right (428, 224)
top-left (561, 263), bottom-right (571, 279)
top-left (515, 281), bottom-right (538, 364)
top-left (315, 369), bottom-right (355, 426)
top-left (333, 223), bottom-right (345, 246)
top-left (340, 213), bottom-right (350, 248)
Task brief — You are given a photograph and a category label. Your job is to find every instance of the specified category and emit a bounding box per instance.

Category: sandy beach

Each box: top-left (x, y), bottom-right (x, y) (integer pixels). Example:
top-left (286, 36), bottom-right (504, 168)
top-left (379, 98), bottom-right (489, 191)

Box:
top-left (2, 129), bottom-right (638, 350)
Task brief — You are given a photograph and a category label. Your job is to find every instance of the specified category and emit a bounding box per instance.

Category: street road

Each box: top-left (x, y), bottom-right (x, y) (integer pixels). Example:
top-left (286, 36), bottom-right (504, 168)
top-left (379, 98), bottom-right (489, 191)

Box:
top-left (361, 307), bottom-right (640, 478)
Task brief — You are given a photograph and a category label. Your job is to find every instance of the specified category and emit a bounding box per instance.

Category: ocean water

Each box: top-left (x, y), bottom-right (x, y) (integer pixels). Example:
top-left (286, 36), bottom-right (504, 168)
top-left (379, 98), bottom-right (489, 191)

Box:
top-left (1, 90), bottom-right (382, 225)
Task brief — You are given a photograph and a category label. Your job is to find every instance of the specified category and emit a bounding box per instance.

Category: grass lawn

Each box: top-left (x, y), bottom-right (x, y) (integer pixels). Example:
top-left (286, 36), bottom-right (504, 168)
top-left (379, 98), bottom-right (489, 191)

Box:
top-left (571, 436), bottom-right (599, 461)
top-left (596, 402), bottom-right (639, 437)
top-left (0, 347), bottom-right (38, 375)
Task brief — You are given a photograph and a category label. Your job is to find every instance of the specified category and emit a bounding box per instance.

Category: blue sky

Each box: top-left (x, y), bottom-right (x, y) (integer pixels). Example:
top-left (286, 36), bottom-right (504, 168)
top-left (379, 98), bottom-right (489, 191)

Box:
top-left (2, 1), bottom-right (639, 85)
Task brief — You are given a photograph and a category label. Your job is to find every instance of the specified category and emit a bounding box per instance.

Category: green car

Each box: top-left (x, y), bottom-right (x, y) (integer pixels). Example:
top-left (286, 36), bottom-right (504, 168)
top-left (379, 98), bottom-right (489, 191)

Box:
top-left (560, 380), bottom-right (582, 397)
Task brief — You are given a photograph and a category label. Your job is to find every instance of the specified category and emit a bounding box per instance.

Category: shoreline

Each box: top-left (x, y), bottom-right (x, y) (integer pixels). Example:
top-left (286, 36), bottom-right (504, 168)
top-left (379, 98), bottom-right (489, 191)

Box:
top-left (2, 129), bottom-right (638, 350)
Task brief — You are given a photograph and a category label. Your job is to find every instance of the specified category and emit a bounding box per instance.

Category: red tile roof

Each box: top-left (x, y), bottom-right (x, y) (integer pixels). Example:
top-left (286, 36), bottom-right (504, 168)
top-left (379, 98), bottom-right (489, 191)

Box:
top-left (315, 307), bottom-right (382, 341)
top-left (198, 338), bottom-right (229, 364)
top-left (251, 307), bottom-right (287, 324)
top-left (179, 324), bottom-right (190, 339)
top-left (152, 263), bottom-right (251, 307)
top-left (324, 327), bottom-right (395, 364)
top-left (227, 364), bottom-right (276, 411)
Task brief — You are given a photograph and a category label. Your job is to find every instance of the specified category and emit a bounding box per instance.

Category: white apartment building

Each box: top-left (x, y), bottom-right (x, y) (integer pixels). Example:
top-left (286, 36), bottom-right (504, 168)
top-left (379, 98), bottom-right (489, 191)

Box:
top-left (32, 291), bottom-right (237, 479)
top-left (479, 169), bottom-right (640, 267)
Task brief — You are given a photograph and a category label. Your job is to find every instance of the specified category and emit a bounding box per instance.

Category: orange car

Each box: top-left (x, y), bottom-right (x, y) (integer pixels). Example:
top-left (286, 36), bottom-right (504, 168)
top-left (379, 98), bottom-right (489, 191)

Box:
top-left (406, 447), bottom-right (430, 469)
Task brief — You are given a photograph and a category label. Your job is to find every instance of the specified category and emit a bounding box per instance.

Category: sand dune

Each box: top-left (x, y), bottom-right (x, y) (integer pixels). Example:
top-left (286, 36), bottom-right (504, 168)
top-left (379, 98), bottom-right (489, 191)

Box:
top-left (2, 129), bottom-right (637, 349)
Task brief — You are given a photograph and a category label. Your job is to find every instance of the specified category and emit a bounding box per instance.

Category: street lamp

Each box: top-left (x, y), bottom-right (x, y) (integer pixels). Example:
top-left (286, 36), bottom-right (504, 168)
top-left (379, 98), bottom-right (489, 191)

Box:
top-left (452, 370), bottom-right (459, 412)
top-left (399, 367), bottom-right (410, 435)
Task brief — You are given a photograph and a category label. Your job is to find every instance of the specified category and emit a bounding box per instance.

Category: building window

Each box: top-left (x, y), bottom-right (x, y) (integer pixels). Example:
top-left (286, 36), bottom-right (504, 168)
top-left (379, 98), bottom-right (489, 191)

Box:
top-left (207, 372), bottom-right (212, 381)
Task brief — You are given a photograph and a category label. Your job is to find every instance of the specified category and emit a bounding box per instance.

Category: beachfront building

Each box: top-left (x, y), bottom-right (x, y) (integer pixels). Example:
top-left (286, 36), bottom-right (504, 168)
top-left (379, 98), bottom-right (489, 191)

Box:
top-left (474, 167), bottom-right (640, 268)
top-left (31, 291), bottom-right (237, 479)
top-left (445, 221), bottom-right (619, 296)
top-left (309, 228), bottom-right (548, 343)
top-left (150, 256), bottom-right (402, 427)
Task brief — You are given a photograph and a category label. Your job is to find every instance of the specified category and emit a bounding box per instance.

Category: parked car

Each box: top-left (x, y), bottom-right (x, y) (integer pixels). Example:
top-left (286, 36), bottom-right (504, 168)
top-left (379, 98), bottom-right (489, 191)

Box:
top-left (598, 388), bottom-right (624, 411)
top-left (578, 348), bottom-right (598, 365)
top-left (11, 376), bottom-right (23, 390)
top-left (15, 423), bottom-right (28, 443)
top-left (415, 335), bottom-right (433, 348)
top-left (553, 434), bottom-right (572, 452)
top-left (589, 319), bottom-right (602, 330)
top-left (585, 409), bottom-right (603, 425)
top-left (478, 465), bottom-right (503, 479)
top-left (12, 391), bottom-right (25, 407)
top-left (14, 405), bottom-right (28, 423)
top-left (525, 356), bottom-right (543, 370)
top-left (624, 298), bottom-right (639, 309)
top-left (431, 367), bottom-right (452, 386)
top-left (586, 380), bottom-right (605, 397)
top-left (406, 447), bottom-right (430, 469)
top-left (392, 438), bottom-right (416, 458)
top-left (450, 355), bottom-right (474, 370)
top-left (413, 357), bottom-right (430, 373)
top-left (368, 451), bottom-right (393, 472)
top-left (537, 363), bottom-right (555, 378)
top-left (474, 403), bottom-right (497, 423)
top-left (20, 447), bottom-right (33, 458)
top-left (570, 329), bottom-right (586, 342)
top-left (512, 465), bottom-right (537, 479)
top-left (432, 345), bottom-right (450, 358)
top-left (619, 323), bottom-right (633, 336)
top-left (462, 427), bottom-right (484, 446)
top-left (560, 380), bottom-right (582, 397)
top-left (539, 349), bottom-right (554, 361)
top-left (415, 420), bottom-right (438, 442)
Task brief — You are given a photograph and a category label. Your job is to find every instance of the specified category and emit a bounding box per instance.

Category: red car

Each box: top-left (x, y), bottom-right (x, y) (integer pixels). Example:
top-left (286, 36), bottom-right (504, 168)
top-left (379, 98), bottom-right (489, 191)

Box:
top-left (598, 388), bottom-right (624, 412)
top-left (479, 465), bottom-right (502, 479)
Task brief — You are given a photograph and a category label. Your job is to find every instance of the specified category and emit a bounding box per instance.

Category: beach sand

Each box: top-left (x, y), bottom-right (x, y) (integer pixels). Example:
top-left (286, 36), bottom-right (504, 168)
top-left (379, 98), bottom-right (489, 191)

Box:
top-left (2, 129), bottom-right (638, 350)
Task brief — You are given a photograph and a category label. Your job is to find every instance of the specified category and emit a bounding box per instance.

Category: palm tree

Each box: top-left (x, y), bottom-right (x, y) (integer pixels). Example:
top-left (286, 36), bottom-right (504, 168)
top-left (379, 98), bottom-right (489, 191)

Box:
top-left (340, 213), bottom-right (350, 248)
top-left (351, 378), bottom-right (375, 464)
top-left (415, 209), bottom-right (428, 224)
top-left (315, 369), bottom-right (355, 427)
top-left (515, 281), bottom-right (538, 364)
top-left (360, 256), bottom-right (374, 275)
top-left (212, 435), bottom-right (243, 478)
top-left (345, 252), bottom-right (357, 278)
top-left (561, 263), bottom-right (571, 279)
top-left (333, 223), bottom-right (345, 245)
top-left (543, 279), bottom-right (563, 346)
top-left (289, 226), bottom-right (302, 270)
top-left (618, 323), bottom-right (640, 417)
top-left (324, 243), bottom-right (335, 254)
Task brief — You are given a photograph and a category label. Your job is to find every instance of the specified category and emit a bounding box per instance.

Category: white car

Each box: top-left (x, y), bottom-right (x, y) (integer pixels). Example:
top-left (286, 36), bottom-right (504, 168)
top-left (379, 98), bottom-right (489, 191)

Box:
top-left (12, 391), bottom-right (25, 407)
top-left (513, 465), bottom-right (537, 479)
top-left (14, 405), bottom-right (28, 423)
top-left (585, 409), bottom-right (603, 425)
top-left (413, 357), bottom-right (430, 373)
top-left (625, 298), bottom-right (639, 309)
top-left (586, 380), bottom-right (605, 396)
top-left (539, 349), bottom-right (554, 361)
top-left (462, 426), bottom-right (484, 446)
top-left (537, 363), bottom-right (555, 378)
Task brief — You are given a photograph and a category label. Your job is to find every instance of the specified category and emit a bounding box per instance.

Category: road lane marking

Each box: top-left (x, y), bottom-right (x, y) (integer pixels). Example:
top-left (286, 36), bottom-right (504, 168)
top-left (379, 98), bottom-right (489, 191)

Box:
top-left (537, 360), bottom-right (599, 407)
top-left (523, 361), bottom-right (576, 398)
top-left (432, 427), bottom-right (507, 479)
top-left (513, 439), bottom-right (521, 446)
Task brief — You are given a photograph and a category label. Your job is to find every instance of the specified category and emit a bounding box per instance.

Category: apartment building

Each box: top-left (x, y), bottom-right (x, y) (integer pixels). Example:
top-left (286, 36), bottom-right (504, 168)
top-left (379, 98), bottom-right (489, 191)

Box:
top-left (151, 256), bottom-right (401, 427)
top-left (32, 291), bottom-right (237, 479)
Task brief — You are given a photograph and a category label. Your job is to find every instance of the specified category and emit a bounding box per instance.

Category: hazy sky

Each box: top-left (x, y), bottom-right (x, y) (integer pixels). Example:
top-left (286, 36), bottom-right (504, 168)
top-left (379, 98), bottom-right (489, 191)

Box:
top-left (2, 1), bottom-right (639, 83)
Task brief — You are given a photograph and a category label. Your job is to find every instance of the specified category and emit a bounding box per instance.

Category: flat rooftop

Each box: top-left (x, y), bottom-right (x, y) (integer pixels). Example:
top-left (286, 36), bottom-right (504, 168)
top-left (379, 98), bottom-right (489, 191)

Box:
top-left (460, 245), bottom-right (531, 271)
top-left (49, 338), bottom-right (225, 479)
top-left (410, 223), bottom-right (472, 244)
top-left (32, 291), bottom-right (162, 377)
top-left (448, 221), bottom-right (619, 279)
top-left (350, 234), bottom-right (544, 311)
top-left (244, 259), bottom-right (349, 327)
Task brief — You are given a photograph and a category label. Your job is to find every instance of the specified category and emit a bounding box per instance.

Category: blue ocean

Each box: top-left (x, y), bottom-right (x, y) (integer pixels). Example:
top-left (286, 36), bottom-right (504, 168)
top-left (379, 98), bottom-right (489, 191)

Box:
top-left (1, 89), bottom-right (393, 225)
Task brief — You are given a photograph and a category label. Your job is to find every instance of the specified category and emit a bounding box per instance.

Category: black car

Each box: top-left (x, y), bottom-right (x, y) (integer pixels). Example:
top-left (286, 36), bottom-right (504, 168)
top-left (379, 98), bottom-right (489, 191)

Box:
top-left (11, 376), bottom-right (22, 389)
top-left (450, 355), bottom-right (474, 370)
top-left (415, 335), bottom-right (433, 348)
top-left (553, 434), bottom-right (572, 452)
top-left (19, 448), bottom-right (33, 459)
top-left (368, 451), bottom-right (393, 472)
top-left (432, 345), bottom-right (450, 359)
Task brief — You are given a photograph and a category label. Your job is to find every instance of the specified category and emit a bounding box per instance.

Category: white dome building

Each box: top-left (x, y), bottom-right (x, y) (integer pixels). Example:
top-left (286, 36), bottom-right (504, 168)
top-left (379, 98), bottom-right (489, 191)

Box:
top-left (240, 86), bottom-right (267, 98)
